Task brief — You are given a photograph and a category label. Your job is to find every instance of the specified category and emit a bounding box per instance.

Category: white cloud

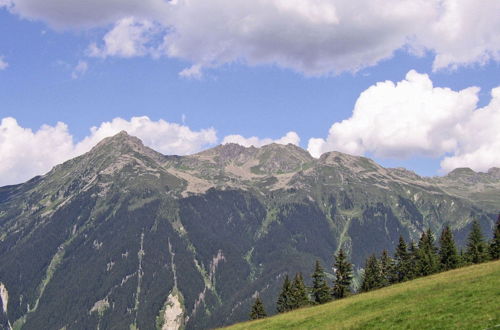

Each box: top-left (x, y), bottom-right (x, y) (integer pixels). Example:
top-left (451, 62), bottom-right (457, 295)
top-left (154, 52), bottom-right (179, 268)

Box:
top-left (0, 56), bottom-right (8, 70)
top-left (88, 18), bottom-right (159, 58)
top-left (0, 118), bottom-right (76, 186)
top-left (161, 0), bottom-right (435, 75)
top-left (71, 60), bottom-right (88, 79)
top-left (308, 70), bottom-right (500, 173)
top-left (0, 116), bottom-right (217, 186)
top-left (4, 0), bottom-right (500, 75)
top-left (222, 131), bottom-right (300, 148)
top-left (421, 0), bottom-right (500, 71)
top-left (440, 87), bottom-right (500, 172)
top-left (179, 64), bottom-right (202, 80)
top-left (2, 0), bottom-right (170, 28)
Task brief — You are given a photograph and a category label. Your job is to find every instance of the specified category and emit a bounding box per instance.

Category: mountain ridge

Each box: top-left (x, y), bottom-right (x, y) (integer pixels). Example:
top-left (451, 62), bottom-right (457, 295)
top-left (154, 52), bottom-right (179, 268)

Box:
top-left (0, 131), bottom-right (498, 330)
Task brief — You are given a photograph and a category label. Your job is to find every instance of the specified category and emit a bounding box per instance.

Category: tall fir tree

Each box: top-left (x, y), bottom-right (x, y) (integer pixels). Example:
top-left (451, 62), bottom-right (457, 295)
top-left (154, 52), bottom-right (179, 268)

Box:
top-left (290, 273), bottom-right (310, 309)
top-left (489, 214), bottom-right (500, 260)
top-left (407, 241), bottom-right (419, 280)
top-left (250, 295), bottom-right (267, 320)
top-left (379, 249), bottom-right (393, 287)
top-left (276, 274), bottom-right (293, 313)
top-left (360, 254), bottom-right (382, 292)
top-left (393, 236), bottom-right (410, 282)
top-left (439, 225), bottom-right (459, 271)
top-left (416, 229), bottom-right (439, 276)
top-left (466, 220), bottom-right (488, 264)
top-left (332, 249), bottom-right (353, 299)
top-left (311, 260), bottom-right (331, 304)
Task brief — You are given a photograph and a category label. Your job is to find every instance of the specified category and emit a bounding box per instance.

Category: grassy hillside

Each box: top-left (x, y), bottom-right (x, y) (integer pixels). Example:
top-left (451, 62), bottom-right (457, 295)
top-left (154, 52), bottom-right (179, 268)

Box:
top-left (226, 260), bottom-right (500, 330)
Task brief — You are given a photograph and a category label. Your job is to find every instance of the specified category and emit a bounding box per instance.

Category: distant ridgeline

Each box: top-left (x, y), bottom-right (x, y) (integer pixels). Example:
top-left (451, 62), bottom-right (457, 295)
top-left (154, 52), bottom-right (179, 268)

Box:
top-left (0, 132), bottom-right (498, 329)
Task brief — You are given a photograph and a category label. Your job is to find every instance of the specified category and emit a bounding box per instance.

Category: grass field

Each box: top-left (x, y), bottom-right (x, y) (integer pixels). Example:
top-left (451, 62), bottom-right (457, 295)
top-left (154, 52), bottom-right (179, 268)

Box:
top-left (225, 260), bottom-right (500, 330)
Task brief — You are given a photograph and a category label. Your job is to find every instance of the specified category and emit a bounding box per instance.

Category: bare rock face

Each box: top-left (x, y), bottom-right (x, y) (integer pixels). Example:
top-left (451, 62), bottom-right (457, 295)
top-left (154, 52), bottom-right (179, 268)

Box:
top-left (0, 132), bottom-right (498, 330)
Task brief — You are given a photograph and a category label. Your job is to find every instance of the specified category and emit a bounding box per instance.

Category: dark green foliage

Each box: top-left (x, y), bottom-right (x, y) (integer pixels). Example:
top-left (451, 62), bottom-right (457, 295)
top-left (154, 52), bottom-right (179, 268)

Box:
top-left (379, 250), bottom-right (393, 287)
top-left (332, 249), bottom-right (352, 299)
top-left (276, 275), bottom-right (293, 313)
top-left (360, 254), bottom-right (382, 292)
top-left (489, 214), bottom-right (500, 260)
top-left (311, 260), bottom-right (331, 304)
top-left (250, 296), bottom-right (267, 320)
top-left (416, 229), bottom-right (440, 276)
top-left (466, 220), bottom-right (489, 264)
top-left (439, 226), bottom-right (459, 271)
top-left (393, 236), bottom-right (411, 282)
top-left (407, 241), bottom-right (419, 280)
top-left (290, 273), bottom-right (310, 309)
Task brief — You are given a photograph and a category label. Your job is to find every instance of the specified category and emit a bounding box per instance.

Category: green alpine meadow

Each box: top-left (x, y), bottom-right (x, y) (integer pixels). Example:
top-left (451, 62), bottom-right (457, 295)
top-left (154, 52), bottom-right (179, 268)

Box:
top-left (225, 260), bottom-right (500, 330)
top-left (0, 132), bottom-right (499, 329)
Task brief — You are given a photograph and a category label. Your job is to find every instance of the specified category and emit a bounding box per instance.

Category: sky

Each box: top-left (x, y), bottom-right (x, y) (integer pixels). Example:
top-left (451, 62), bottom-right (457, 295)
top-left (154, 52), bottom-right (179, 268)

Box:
top-left (1, 0), bottom-right (500, 186)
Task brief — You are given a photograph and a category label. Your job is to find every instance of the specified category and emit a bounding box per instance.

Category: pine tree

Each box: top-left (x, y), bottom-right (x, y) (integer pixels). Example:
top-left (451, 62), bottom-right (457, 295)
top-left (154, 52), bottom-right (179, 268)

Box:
top-left (416, 229), bottom-right (439, 276)
top-left (332, 249), bottom-right (352, 299)
top-left (407, 241), bottom-right (419, 280)
top-left (276, 275), bottom-right (292, 313)
top-left (311, 260), bottom-right (331, 304)
top-left (250, 295), bottom-right (267, 320)
top-left (360, 254), bottom-right (382, 292)
top-left (290, 273), bottom-right (310, 309)
top-left (489, 214), bottom-right (500, 260)
top-left (379, 249), bottom-right (393, 287)
top-left (393, 236), bottom-right (410, 282)
top-left (439, 225), bottom-right (459, 271)
top-left (466, 220), bottom-right (488, 264)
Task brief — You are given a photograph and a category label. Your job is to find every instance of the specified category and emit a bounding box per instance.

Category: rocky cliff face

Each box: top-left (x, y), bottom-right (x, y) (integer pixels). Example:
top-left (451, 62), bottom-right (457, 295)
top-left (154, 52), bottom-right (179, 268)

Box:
top-left (0, 132), bottom-right (497, 329)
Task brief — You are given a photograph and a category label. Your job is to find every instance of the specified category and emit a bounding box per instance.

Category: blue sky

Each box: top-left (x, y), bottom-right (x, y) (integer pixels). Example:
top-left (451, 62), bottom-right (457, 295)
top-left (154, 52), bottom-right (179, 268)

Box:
top-left (1, 1), bottom-right (500, 185)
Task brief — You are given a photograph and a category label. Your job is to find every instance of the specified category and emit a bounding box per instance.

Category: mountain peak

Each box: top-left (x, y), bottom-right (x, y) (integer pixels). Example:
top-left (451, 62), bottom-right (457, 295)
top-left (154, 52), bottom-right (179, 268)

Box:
top-left (319, 150), bottom-right (383, 173)
top-left (446, 167), bottom-right (476, 178)
top-left (94, 130), bottom-right (143, 149)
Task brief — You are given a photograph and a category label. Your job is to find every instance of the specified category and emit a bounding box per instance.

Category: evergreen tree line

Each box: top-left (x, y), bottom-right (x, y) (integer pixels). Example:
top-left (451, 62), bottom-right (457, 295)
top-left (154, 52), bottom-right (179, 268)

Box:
top-left (250, 216), bottom-right (500, 320)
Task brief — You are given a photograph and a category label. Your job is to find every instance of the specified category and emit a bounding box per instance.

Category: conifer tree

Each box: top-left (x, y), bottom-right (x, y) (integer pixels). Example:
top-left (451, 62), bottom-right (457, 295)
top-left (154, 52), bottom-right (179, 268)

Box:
top-left (416, 229), bottom-right (439, 276)
top-left (311, 260), bottom-right (331, 304)
top-left (360, 254), bottom-right (382, 292)
top-left (439, 225), bottom-right (459, 271)
top-left (291, 273), bottom-right (310, 309)
top-left (466, 220), bottom-right (488, 264)
top-left (407, 241), bottom-right (419, 280)
top-left (489, 214), bottom-right (500, 260)
top-left (379, 249), bottom-right (393, 287)
top-left (276, 275), bottom-right (292, 313)
top-left (332, 249), bottom-right (352, 299)
top-left (394, 236), bottom-right (410, 282)
top-left (250, 295), bottom-right (267, 320)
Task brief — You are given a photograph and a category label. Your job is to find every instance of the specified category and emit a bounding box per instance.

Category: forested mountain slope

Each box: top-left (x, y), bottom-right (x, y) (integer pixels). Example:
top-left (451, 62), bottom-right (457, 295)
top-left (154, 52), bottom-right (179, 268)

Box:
top-left (0, 132), bottom-right (497, 329)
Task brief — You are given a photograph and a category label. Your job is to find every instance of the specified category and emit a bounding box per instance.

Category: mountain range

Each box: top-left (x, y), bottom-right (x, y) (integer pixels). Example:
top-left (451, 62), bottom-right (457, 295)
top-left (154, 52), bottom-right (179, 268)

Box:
top-left (0, 131), bottom-right (498, 329)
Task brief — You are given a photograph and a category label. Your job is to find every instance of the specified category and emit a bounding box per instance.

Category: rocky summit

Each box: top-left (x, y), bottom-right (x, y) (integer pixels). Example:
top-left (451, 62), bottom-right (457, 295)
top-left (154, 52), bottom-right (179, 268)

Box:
top-left (0, 132), bottom-right (498, 329)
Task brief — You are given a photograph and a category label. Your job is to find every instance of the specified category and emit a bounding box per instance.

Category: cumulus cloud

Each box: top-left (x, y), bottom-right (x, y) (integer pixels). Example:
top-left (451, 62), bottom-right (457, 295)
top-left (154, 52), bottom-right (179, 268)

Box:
top-left (0, 56), bottom-right (8, 70)
top-left (88, 18), bottom-right (160, 58)
top-left (71, 60), bottom-right (88, 79)
top-left (0, 118), bottom-right (76, 186)
top-left (0, 0), bottom-right (170, 28)
top-left (3, 0), bottom-right (500, 75)
top-left (421, 0), bottom-right (500, 70)
top-left (161, 0), bottom-right (435, 75)
top-left (222, 131), bottom-right (300, 148)
top-left (440, 87), bottom-right (500, 172)
top-left (0, 116), bottom-right (217, 186)
top-left (308, 70), bottom-right (500, 173)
